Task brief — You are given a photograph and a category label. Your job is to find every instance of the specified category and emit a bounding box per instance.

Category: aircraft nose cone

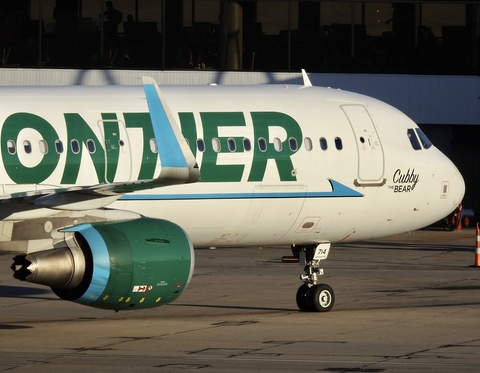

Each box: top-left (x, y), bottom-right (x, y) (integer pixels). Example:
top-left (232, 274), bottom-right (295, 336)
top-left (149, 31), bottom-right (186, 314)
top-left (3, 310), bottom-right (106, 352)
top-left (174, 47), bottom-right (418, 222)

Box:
top-left (443, 159), bottom-right (465, 216)
top-left (452, 166), bottom-right (466, 206)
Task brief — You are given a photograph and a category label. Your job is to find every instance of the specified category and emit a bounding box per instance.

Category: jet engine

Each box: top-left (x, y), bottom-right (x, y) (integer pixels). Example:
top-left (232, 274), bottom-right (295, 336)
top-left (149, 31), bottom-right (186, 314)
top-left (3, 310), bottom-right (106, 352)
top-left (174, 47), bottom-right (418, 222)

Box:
top-left (11, 218), bottom-right (194, 311)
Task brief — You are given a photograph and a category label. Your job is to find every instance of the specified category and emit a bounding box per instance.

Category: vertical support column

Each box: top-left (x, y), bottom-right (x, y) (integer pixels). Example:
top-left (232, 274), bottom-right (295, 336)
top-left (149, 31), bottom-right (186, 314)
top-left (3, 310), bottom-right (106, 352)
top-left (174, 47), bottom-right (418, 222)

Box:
top-left (350, 0), bottom-right (355, 59)
top-left (414, 0), bottom-right (419, 48)
top-left (466, 4), bottom-right (479, 74)
top-left (38, 0), bottom-right (43, 67)
top-left (287, 0), bottom-right (291, 71)
top-left (164, 0), bottom-right (183, 69)
top-left (226, 1), bottom-right (243, 70)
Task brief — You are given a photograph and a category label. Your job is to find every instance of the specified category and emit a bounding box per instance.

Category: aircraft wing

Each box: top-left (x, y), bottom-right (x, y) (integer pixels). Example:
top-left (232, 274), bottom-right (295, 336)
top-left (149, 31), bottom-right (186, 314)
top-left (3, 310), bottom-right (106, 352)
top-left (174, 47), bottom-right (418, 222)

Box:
top-left (0, 77), bottom-right (199, 212)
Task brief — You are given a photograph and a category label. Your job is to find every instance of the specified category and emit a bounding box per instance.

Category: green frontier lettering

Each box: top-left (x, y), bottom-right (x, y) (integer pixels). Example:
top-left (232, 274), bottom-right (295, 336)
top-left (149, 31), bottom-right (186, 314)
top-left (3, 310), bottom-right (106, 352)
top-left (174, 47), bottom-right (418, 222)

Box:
top-left (101, 113), bottom-right (121, 183)
top-left (1, 112), bottom-right (157, 185)
top-left (199, 112), bottom-right (245, 182)
top-left (248, 112), bottom-right (302, 182)
top-left (178, 112), bottom-right (197, 157)
top-left (124, 112), bottom-right (157, 180)
top-left (178, 111), bottom-right (303, 182)
top-left (61, 114), bottom-right (106, 184)
top-left (1, 110), bottom-right (302, 185)
top-left (2, 113), bottom-right (60, 184)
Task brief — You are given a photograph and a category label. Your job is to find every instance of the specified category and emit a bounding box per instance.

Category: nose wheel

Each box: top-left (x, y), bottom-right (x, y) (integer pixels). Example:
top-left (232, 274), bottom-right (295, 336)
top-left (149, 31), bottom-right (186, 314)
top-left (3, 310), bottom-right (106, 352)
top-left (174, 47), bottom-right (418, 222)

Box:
top-left (294, 243), bottom-right (335, 312)
top-left (296, 283), bottom-right (335, 312)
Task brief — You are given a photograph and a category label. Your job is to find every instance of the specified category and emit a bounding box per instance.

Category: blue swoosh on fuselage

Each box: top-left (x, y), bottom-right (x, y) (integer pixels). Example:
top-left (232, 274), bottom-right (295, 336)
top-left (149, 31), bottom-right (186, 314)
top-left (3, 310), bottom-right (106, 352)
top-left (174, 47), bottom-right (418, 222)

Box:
top-left (118, 179), bottom-right (363, 201)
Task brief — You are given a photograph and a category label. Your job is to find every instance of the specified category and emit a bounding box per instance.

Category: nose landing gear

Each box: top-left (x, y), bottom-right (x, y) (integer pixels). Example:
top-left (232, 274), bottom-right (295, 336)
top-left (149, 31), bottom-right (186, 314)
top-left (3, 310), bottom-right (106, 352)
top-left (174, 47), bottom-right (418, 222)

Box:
top-left (294, 243), bottom-right (335, 312)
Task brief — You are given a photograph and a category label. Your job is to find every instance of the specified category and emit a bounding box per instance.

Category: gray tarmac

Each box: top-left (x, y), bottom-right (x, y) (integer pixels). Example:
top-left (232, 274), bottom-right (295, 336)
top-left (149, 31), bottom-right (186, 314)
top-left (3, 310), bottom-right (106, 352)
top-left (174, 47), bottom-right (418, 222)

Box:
top-left (1, 227), bottom-right (480, 372)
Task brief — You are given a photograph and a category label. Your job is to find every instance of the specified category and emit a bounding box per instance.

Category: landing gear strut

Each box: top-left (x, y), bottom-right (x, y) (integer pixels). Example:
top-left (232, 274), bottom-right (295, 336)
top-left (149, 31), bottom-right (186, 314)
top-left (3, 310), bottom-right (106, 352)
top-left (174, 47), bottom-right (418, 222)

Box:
top-left (294, 243), bottom-right (335, 312)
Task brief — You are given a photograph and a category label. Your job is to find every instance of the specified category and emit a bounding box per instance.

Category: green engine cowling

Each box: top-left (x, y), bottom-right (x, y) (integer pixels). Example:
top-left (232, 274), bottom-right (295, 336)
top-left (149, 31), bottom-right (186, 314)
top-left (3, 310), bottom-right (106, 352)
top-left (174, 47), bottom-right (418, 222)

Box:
top-left (12, 218), bottom-right (194, 311)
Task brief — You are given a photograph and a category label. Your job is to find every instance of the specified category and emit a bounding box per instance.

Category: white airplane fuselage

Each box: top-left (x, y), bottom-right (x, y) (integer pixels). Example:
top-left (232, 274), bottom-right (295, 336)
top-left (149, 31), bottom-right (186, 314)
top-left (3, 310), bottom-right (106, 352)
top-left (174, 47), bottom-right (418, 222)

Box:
top-left (0, 84), bottom-right (464, 248)
top-left (116, 84), bottom-right (463, 247)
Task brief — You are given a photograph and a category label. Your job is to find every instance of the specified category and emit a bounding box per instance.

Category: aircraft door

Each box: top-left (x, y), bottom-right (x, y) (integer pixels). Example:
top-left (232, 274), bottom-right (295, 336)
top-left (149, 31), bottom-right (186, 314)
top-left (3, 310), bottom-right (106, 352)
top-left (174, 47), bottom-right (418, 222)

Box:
top-left (342, 105), bottom-right (385, 185)
top-left (99, 120), bottom-right (132, 183)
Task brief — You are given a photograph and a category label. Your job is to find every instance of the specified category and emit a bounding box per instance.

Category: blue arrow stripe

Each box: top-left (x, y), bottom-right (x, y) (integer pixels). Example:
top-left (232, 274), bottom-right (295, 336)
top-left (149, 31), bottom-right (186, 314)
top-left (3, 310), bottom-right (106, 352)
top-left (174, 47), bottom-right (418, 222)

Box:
top-left (119, 179), bottom-right (363, 201)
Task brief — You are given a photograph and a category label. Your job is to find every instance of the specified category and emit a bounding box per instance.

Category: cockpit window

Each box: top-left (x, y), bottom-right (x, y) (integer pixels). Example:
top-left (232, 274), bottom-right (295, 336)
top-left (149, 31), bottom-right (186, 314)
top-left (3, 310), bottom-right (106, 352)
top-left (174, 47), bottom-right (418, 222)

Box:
top-left (407, 128), bottom-right (421, 150)
top-left (415, 128), bottom-right (432, 149)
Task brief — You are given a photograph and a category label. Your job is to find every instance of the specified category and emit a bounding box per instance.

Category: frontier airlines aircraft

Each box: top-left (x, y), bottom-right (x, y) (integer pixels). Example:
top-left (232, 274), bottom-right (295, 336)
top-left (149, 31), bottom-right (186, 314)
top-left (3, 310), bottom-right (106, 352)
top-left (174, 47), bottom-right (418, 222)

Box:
top-left (2, 73), bottom-right (464, 312)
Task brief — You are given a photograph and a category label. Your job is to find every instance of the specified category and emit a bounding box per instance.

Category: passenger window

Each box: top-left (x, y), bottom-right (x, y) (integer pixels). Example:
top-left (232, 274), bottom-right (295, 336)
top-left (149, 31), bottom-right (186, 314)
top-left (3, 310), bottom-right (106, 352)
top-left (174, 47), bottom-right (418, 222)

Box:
top-left (55, 140), bottom-right (64, 154)
top-left (23, 140), bottom-right (32, 154)
top-left (197, 139), bottom-right (205, 152)
top-left (273, 137), bottom-right (282, 151)
top-left (319, 137), bottom-right (328, 150)
top-left (304, 137), bottom-right (313, 151)
top-left (39, 140), bottom-right (48, 154)
top-left (289, 137), bottom-right (298, 151)
top-left (86, 139), bottom-right (96, 154)
top-left (227, 138), bottom-right (236, 152)
top-left (212, 137), bottom-right (222, 153)
top-left (415, 128), bottom-right (432, 149)
top-left (407, 129), bottom-right (421, 150)
top-left (334, 137), bottom-right (343, 150)
top-left (71, 140), bottom-right (80, 154)
top-left (7, 140), bottom-right (16, 155)
top-left (149, 138), bottom-right (158, 153)
top-left (258, 137), bottom-right (267, 152)
top-left (243, 138), bottom-right (251, 151)
top-left (212, 138), bottom-right (221, 152)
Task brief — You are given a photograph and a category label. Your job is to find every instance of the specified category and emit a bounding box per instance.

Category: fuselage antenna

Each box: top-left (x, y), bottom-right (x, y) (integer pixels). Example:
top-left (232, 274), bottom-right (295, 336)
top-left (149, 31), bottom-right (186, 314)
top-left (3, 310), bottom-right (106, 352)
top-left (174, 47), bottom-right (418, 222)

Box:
top-left (301, 69), bottom-right (312, 87)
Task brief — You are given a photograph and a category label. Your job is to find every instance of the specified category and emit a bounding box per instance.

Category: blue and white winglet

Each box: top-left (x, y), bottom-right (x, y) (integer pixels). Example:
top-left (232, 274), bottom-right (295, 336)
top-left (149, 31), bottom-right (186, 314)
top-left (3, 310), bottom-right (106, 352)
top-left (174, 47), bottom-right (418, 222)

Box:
top-left (142, 76), bottom-right (200, 185)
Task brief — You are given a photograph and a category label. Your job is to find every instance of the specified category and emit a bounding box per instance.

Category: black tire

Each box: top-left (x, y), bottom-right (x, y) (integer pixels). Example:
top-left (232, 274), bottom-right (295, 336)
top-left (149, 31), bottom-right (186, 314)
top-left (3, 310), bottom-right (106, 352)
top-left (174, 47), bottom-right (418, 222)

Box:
top-left (296, 284), bottom-right (313, 312)
top-left (309, 284), bottom-right (335, 312)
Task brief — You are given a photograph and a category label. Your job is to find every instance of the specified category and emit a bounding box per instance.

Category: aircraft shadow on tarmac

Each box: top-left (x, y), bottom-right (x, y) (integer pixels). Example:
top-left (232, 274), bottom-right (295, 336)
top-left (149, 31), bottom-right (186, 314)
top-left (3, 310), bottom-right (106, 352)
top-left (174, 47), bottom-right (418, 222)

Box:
top-left (0, 285), bottom-right (53, 299)
top-left (0, 324), bottom-right (32, 330)
top-left (171, 303), bottom-right (297, 313)
top-left (338, 240), bottom-right (473, 253)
